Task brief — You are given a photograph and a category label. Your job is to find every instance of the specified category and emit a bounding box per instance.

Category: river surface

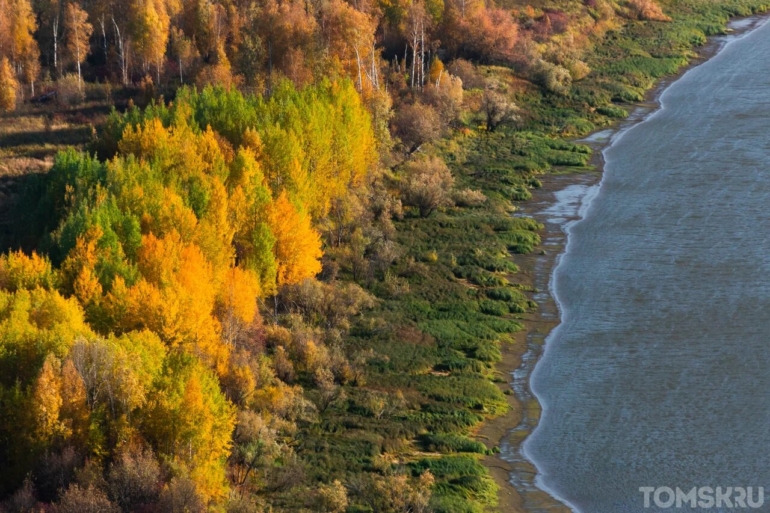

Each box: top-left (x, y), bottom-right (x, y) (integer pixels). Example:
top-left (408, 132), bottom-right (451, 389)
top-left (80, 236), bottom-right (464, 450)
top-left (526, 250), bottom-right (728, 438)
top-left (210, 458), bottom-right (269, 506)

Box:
top-left (523, 17), bottom-right (770, 513)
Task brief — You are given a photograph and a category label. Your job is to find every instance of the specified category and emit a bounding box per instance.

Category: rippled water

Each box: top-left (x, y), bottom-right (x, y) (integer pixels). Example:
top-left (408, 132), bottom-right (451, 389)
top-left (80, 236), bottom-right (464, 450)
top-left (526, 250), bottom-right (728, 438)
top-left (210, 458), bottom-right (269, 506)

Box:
top-left (523, 17), bottom-right (770, 513)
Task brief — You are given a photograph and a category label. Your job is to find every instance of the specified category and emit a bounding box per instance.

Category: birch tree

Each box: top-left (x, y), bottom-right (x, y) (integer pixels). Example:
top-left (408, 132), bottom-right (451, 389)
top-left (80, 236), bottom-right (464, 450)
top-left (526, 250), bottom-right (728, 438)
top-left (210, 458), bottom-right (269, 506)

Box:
top-left (65, 2), bottom-right (92, 88)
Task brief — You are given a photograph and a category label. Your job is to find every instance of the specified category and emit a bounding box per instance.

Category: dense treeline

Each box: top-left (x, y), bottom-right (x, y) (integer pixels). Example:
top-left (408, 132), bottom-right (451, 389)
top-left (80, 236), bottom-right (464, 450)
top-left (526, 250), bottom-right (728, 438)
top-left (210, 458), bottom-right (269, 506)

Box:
top-left (0, 0), bottom-right (679, 111)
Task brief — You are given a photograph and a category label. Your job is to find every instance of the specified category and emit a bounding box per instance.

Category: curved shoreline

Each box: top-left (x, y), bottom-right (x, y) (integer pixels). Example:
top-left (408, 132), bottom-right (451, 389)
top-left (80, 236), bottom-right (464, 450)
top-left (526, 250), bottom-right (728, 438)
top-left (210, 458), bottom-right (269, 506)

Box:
top-left (478, 12), bottom-right (770, 513)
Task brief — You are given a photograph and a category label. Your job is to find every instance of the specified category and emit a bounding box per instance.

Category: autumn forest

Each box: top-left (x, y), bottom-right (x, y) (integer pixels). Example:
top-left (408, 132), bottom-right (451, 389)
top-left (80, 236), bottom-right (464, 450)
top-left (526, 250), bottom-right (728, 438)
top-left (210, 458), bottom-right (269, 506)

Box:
top-left (0, 0), bottom-right (766, 510)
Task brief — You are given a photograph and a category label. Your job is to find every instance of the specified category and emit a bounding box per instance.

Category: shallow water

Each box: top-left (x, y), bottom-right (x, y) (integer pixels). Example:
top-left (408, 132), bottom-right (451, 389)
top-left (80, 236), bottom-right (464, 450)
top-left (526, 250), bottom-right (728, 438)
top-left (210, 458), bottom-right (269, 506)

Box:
top-left (523, 17), bottom-right (770, 513)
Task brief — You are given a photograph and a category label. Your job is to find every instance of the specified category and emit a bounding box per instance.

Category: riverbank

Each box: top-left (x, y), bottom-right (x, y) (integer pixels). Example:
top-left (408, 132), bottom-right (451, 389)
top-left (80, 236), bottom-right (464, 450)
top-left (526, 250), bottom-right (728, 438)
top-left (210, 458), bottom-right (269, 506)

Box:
top-left (479, 10), bottom-right (770, 512)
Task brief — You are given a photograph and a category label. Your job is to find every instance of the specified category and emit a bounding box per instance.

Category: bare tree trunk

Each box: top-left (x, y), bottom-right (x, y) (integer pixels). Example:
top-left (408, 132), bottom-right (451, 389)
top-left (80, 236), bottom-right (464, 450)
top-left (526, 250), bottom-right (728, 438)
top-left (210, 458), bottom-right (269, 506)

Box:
top-left (52, 18), bottom-right (59, 77)
top-left (99, 15), bottom-right (107, 62)
top-left (75, 24), bottom-right (82, 90)
top-left (371, 45), bottom-right (377, 89)
top-left (419, 22), bottom-right (424, 89)
top-left (354, 46), bottom-right (363, 91)
top-left (112, 17), bottom-right (128, 85)
top-left (410, 34), bottom-right (417, 88)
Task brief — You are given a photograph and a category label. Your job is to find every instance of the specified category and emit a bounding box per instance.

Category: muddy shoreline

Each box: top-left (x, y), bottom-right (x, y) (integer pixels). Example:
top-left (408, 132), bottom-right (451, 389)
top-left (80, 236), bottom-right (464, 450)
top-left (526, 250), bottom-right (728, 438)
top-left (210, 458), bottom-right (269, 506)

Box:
top-left (476, 12), bottom-right (770, 513)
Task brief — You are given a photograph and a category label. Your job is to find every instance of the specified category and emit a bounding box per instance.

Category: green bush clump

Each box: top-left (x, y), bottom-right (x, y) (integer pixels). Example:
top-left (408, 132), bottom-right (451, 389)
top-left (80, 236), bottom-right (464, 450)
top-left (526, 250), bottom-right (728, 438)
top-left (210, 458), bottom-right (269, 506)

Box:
top-left (456, 253), bottom-right (518, 273)
top-left (508, 301), bottom-right (527, 314)
top-left (602, 56), bottom-right (687, 78)
top-left (597, 105), bottom-right (628, 118)
top-left (436, 355), bottom-right (488, 373)
top-left (486, 216), bottom-right (541, 233)
top-left (420, 434), bottom-right (489, 454)
top-left (452, 266), bottom-right (508, 287)
top-left (415, 375), bottom-right (508, 414)
top-left (419, 320), bottom-right (482, 350)
top-left (478, 299), bottom-right (508, 317)
top-left (508, 185), bottom-right (532, 201)
top-left (528, 177), bottom-right (543, 188)
top-left (499, 230), bottom-right (541, 254)
top-left (483, 318), bottom-right (524, 334)
top-left (485, 287), bottom-right (525, 302)
top-left (429, 300), bottom-right (482, 318)
top-left (411, 455), bottom-right (486, 478)
top-left (472, 340), bottom-right (502, 363)
top-left (406, 406), bottom-right (484, 433)
top-left (411, 456), bottom-right (498, 512)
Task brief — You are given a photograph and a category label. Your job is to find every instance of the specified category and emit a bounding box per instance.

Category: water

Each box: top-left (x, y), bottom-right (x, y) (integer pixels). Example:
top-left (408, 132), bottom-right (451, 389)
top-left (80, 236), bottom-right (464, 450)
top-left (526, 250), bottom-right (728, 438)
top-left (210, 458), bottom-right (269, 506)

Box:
top-left (523, 17), bottom-right (770, 513)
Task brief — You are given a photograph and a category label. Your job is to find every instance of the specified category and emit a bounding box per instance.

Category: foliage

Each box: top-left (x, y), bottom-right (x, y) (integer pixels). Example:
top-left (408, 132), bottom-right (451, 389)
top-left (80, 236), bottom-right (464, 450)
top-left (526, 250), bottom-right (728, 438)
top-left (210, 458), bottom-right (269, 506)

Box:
top-left (400, 156), bottom-right (455, 217)
top-left (0, 57), bottom-right (17, 111)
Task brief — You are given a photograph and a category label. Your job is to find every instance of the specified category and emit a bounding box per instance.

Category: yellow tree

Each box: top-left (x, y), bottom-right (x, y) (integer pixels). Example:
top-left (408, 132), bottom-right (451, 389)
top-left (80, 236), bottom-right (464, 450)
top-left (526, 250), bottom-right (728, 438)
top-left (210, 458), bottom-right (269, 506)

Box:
top-left (28, 354), bottom-right (66, 446)
top-left (131, 0), bottom-right (170, 83)
top-left (101, 232), bottom-right (228, 372)
top-left (0, 287), bottom-right (93, 386)
top-left (320, 0), bottom-right (379, 91)
top-left (142, 354), bottom-right (235, 501)
top-left (65, 2), bottom-right (93, 89)
top-left (0, 0), bottom-right (10, 55)
top-left (8, 0), bottom-right (39, 96)
top-left (0, 57), bottom-right (18, 111)
top-left (0, 251), bottom-right (58, 291)
top-left (215, 267), bottom-right (260, 347)
top-left (60, 226), bottom-right (103, 307)
top-left (59, 359), bottom-right (90, 448)
top-left (267, 192), bottom-right (323, 287)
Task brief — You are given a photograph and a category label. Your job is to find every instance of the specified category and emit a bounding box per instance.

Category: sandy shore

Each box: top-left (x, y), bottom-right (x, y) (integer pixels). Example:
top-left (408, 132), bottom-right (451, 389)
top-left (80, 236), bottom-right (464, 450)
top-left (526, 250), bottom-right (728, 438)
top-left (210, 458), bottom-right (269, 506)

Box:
top-left (476, 11), bottom-right (770, 513)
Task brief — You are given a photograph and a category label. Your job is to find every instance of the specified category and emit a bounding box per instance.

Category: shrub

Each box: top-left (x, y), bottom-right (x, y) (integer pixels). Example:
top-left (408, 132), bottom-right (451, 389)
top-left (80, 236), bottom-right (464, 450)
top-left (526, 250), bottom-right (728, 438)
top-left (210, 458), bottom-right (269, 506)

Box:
top-left (84, 82), bottom-right (112, 102)
top-left (401, 156), bottom-right (455, 217)
top-left (485, 287), bottom-right (525, 302)
top-left (107, 448), bottom-right (161, 510)
top-left (316, 479), bottom-right (349, 513)
top-left (158, 478), bottom-right (205, 513)
top-left (226, 494), bottom-right (264, 513)
top-left (566, 59), bottom-right (591, 81)
top-left (56, 485), bottom-right (120, 513)
top-left (5, 478), bottom-right (38, 513)
top-left (530, 60), bottom-right (572, 95)
top-left (597, 105), bottom-right (628, 118)
top-left (422, 74), bottom-right (464, 125)
top-left (448, 59), bottom-right (484, 90)
top-left (34, 447), bottom-right (82, 502)
top-left (57, 75), bottom-right (85, 106)
top-left (453, 189), bottom-right (487, 208)
top-left (482, 88), bottom-right (519, 132)
top-left (473, 339), bottom-right (502, 362)
top-left (420, 434), bottom-right (488, 454)
top-left (479, 300), bottom-right (507, 317)
top-left (392, 102), bottom-right (443, 153)
top-left (626, 0), bottom-right (671, 21)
